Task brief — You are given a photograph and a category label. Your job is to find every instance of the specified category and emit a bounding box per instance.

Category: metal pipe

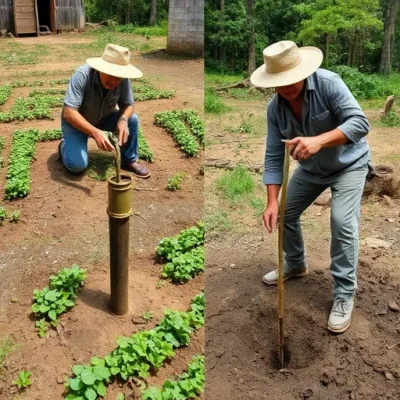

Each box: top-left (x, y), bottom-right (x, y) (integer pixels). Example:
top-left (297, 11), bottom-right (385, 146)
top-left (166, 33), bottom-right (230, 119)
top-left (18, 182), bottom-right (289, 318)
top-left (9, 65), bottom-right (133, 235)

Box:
top-left (107, 174), bottom-right (133, 315)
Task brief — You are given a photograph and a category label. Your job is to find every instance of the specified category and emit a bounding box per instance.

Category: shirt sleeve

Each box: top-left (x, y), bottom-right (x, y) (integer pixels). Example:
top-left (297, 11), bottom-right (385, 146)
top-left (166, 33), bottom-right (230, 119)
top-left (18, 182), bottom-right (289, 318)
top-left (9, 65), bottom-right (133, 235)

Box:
top-left (263, 103), bottom-right (286, 185)
top-left (328, 75), bottom-right (370, 143)
top-left (118, 79), bottom-right (134, 108)
top-left (64, 68), bottom-right (87, 109)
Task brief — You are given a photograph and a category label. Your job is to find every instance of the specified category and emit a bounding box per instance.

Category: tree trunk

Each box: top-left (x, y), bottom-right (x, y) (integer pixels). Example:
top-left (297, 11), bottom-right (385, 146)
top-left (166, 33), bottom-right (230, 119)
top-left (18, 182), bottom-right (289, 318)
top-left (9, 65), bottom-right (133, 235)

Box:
top-left (379, 0), bottom-right (399, 75)
top-left (247, 0), bottom-right (256, 76)
top-left (220, 0), bottom-right (226, 62)
top-left (150, 0), bottom-right (157, 26)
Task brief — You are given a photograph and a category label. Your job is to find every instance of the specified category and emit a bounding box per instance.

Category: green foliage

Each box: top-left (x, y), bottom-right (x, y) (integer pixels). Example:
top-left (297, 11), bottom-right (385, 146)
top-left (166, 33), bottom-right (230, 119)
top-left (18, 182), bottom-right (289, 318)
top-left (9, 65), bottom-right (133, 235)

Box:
top-left (167, 172), bottom-right (186, 191)
top-left (0, 136), bottom-right (5, 168)
top-left (65, 357), bottom-right (111, 400)
top-left (0, 337), bottom-right (17, 368)
top-left (87, 153), bottom-right (114, 181)
top-left (379, 111), bottom-right (400, 127)
top-left (37, 128), bottom-right (62, 142)
top-left (31, 265), bottom-right (86, 335)
top-left (157, 224), bottom-right (205, 283)
top-left (161, 247), bottom-right (204, 283)
top-left (142, 355), bottom-right (205, 400)
top-left (50, 78), bottom-right (70, 86)
top-left (66, 293), bottom-right (205, 400)
top-left (35, 319), bottom-right (49, 338)
top-left (138, 128), bottom-right (154, 162)
top-left (331, 66), bottom-right (391, 99)
top-left (0, 207), bottom-right (6, 225)
top-left (13, 370), bottom-right (32, 390)
top-left (5, 128), bottom-right (38, 200)
top-left (156, 223), bottom-right (205, 261)
top-left (155, 111), bottom-right (199, 156)
top-left (29, 89), bottom-right (66, 97)
top-left (0, 52), bottom-right (36, 66)
top-left (142, 311), bottom-right (154, 322)
top-left (216, 164), bottom-right (255, 201)
top-left (205, 89), bottom-right (231, 114)
top-left (239, 118), bottom-right (254, 134)
top-left (10, 80), bottom-right (44, 88)
top-left (0, 85), bottom-right (11, 105)
top-left (133, 79), bottom-right (175, 102)
top-left (178, 109), bottom-right (205, 145)
top-left (0, 94), bottom-right (62, 123)
top-left (8, 210), bottom-right (20, 222)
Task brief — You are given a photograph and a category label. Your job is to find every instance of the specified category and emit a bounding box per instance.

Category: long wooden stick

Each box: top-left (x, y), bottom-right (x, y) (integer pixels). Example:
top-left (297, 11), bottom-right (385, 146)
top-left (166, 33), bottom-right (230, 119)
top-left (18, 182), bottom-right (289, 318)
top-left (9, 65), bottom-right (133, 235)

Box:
top-left (278, 145), bottom-right (290, 369)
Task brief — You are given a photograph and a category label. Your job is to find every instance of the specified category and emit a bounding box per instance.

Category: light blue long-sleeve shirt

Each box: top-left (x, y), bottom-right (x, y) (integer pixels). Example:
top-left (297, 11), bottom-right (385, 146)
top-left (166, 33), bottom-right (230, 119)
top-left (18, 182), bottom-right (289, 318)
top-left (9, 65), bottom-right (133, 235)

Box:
top-left (264, 68), bottom-right (370, 185)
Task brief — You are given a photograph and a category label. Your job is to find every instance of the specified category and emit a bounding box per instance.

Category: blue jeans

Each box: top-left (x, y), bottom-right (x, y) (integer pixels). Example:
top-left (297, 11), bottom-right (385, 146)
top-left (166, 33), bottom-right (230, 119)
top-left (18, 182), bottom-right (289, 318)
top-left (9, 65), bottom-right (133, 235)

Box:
top-left (60, 111), bottom-right (139, 173)
top-left (283, 165), bottom-right (368, 295)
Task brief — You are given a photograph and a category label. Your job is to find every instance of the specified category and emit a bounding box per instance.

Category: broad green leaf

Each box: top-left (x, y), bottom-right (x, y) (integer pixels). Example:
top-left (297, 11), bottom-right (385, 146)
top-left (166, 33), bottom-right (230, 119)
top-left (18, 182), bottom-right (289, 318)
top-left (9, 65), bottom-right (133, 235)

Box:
top-left (69, 378), bottom-right (84, 391)
top-left (81, 369), bottom-right (96, 385)
top-left (85, 387), bottom-right (97, 400)
top-left (48, 310), bottom-right (57, 321)
top-left (91, 357), bottom-right (102, 366)
top-left (72, 365), bottom-right (85, 376)
top-left (116, 393), bottom-right (125, 400)
top-left (94, 380), bottom-right (107, 396)
top-left (93, 366), bottom-right (110, 381)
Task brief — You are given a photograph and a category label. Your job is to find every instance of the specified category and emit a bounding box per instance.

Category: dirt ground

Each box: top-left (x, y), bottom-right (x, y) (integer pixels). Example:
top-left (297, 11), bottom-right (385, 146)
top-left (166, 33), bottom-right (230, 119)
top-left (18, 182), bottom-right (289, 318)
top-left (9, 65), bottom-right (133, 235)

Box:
top-left (204, 90), bottom-right (400, 399)
top-left (0, 35), bottom-right (204, 399)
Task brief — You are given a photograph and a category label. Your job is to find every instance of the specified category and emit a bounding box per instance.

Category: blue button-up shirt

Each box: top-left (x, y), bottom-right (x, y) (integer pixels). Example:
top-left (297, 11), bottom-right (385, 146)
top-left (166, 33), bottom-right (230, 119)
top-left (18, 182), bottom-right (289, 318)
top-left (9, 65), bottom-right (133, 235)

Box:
top-left (264, 68), bottom-right (370, 185)
top-left (62, 64), bottom-right (134, 127)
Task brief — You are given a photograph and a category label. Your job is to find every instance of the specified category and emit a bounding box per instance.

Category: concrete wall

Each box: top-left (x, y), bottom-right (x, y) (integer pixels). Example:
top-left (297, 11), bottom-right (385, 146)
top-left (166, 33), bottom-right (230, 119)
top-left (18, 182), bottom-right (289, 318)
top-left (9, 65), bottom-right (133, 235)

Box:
top-left (167, 0), bottom-right (204, 57)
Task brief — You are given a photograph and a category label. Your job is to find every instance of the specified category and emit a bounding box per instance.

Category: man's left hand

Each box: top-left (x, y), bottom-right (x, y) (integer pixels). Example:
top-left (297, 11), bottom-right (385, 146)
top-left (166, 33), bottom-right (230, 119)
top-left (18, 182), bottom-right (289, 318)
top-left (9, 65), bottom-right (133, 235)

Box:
top-left (117, 118), bottom-right (129, 146)
top-left (287, 136), bottom-right (322, 161)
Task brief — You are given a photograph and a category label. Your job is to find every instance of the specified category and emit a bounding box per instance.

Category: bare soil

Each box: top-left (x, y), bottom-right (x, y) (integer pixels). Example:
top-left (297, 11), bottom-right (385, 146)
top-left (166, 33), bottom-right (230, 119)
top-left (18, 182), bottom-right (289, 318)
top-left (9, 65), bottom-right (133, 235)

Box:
top-left (0, 35), bottom-right (204, 399)
top-left (205, 91), bottom-right (400, 399)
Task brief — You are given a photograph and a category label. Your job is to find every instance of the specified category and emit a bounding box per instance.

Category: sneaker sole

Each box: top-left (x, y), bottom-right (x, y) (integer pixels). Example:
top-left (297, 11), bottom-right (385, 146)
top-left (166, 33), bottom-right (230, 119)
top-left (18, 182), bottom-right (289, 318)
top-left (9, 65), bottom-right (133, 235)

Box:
top-left (262, 270), bottom-right (308, 285)
top-left (327, 318), bottom-right (351, 333)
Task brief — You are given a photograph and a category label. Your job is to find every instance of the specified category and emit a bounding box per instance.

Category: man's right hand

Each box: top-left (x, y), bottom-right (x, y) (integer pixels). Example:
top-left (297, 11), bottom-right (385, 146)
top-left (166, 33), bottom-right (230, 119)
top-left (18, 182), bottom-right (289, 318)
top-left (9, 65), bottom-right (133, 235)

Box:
top-left (263, 201), bottom-right (279, 234)
top-left (93, 130), bottom-right (115, 152)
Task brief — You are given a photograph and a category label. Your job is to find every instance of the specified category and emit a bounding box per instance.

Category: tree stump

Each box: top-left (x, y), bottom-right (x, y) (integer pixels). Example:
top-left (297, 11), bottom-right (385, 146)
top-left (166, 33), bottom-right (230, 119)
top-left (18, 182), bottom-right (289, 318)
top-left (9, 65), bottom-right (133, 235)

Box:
top-left (363, 164), bottom-right (400, 198)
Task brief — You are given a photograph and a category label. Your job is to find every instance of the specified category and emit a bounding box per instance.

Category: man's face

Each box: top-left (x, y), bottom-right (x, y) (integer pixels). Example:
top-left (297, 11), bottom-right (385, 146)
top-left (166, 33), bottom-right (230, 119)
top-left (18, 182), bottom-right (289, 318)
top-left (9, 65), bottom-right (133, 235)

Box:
top-left (99, 72), bottom-right (122, 90)
top-left (275, 80), bottom-right (305, 101)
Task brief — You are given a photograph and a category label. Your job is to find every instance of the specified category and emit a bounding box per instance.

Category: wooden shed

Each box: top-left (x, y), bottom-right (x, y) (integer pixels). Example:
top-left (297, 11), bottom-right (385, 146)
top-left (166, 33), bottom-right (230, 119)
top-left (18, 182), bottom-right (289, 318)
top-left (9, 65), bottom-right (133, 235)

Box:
top-left (0, 0), bottom-right (85, 36)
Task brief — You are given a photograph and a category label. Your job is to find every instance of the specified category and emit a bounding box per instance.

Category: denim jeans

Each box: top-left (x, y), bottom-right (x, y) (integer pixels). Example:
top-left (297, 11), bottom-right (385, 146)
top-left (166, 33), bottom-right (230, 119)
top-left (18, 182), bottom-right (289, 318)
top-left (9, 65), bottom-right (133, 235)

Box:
top-left (283, 165), bottom-right (368, 295)
top-left (60, 111), bottom-right (139, 173)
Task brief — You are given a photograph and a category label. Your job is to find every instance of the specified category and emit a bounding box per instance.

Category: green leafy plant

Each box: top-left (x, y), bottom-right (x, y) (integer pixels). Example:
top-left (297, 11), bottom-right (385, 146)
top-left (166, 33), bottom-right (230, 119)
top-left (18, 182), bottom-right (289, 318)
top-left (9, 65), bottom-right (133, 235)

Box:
top-left (0, 51), bottom-right (36, 66)
top-left (0, 85), bottom-right (11, 105)
top-left (132, 79), bottom-right (175, 101)
top-left (157, 223), bottom-right (204, 261)
top-left (31, 265), bottom-right (86, 335)
top-left (205, 88), bottom-right (231, 114)
top-left (138, 128), bottom-right (154, 162)
top-left (4, 128), bottom-right (38, 200)
top-left (0, 135), bottom-right (4, 169)
top-left (0, 207), bottom-right (7, 225)
top-left (155, 111), bottom-right (199, 156)
top-left (37, 128), bottom-right (62, 142)
top-left (142, 311), bottom-right (154, 322)
top-left (10, 80), bottom-right (44, 88)
top-left (66, 293), bottom-right (204, 399)
top-left (167, 172), bottom-right (186, 191)
top-left (178, 109), bottom-right (204, 145)
top-left (13, 370), bottom-right (32, 390)
top-left (8, 210), bottom-right (20, 222)
top-left (142, 355), bottom-right (205, 400)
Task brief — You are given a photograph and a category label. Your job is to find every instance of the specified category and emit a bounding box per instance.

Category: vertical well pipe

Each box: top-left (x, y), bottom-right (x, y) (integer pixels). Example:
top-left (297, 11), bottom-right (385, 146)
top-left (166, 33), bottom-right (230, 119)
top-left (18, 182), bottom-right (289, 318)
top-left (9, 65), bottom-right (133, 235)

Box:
top-left (107, 174), bottom-right (133, 316)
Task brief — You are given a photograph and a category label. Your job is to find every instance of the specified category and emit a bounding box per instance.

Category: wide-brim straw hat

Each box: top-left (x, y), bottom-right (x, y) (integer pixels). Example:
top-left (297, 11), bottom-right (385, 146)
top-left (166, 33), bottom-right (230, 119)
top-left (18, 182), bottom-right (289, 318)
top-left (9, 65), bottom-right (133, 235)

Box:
top-left (250, 41), bottom-right (323, 88)
top-left (86, 43), bottom-right (143, 79)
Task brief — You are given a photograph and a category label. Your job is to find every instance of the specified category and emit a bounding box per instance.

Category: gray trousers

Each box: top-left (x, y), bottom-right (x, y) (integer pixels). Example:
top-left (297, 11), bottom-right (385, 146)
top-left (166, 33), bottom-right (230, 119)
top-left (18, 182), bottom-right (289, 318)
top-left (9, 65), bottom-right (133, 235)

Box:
top-left (284, 165), bottom-right (368, 295)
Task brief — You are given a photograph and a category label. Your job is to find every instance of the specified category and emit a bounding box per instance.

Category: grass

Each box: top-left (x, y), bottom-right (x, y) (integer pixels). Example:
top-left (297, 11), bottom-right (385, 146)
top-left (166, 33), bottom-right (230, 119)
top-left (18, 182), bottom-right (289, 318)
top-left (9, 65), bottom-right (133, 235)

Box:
top-left (0, 337), bottom-right (17, 372)
top-left (215, 165), bottom-right (255, 201)
top-left (114, 24), bottom-right (168, 37)
top-left (205, 72), bottom-right (245, 86)
top-left (205, 89), bottom-right (231, 114)
top-left (377, 111), bottom-right (400, 127)
top-left (205, 210), bottom-right (233, 238)
top-left (87, 152), bottom-right (114, 181)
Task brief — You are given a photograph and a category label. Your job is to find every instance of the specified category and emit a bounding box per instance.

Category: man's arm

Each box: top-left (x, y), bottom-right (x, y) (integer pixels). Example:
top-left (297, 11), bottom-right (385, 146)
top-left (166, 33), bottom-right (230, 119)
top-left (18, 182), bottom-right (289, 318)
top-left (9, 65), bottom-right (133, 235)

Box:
top-left (63, 107), bottom-right (114, 152)
top-left (263, 102), bottom-right (285, 233)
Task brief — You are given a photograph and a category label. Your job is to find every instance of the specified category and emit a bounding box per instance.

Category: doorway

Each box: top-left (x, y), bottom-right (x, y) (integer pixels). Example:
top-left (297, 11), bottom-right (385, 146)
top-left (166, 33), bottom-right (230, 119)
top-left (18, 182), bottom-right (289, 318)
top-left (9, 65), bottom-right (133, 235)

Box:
top-left (36, 0), bottom-right (55, 33)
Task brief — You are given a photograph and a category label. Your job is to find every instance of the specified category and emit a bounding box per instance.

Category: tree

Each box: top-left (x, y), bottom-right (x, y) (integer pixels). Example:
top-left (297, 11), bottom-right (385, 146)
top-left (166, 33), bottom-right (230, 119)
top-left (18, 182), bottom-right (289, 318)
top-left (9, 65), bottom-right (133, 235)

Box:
top-left (150, 0), bottom-right (157, 25)
top-left (379, 0), bottom-right (399, 74)
top-left (247, 0), bottom-right (256, 75)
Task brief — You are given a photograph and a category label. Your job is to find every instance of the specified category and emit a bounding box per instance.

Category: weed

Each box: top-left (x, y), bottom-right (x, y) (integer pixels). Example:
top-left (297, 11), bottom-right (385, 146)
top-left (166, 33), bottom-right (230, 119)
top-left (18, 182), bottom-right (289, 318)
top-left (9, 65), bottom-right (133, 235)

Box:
top-left (13, 370), bottom-right (32, 390)
top-left (204, 211), bottom-right (232, 237)
top-left (249, 197), bottom-right (265, 217)
top-left (0, 207), bottom-right (7, 225)
top-left (156, 280), bottom-right (168, 289)
top-left (239, 118), bottom-right (254, 134)
top-left (205, 89), bottom-right (231, 114)
top-left (215, 165), bottom-right (255, 201)
top-left (378, 111), bottom-right (400, 127)
top-left (0, 337), bottom-right (17, 369)
top-left (142, 312), bottom-right (154, 322)
top-left (8, 210), bottom-right (20, 222)
top-left (167, 172), bottom-right (186, 191)
top-left (0, 52), bottom-right (36, 66)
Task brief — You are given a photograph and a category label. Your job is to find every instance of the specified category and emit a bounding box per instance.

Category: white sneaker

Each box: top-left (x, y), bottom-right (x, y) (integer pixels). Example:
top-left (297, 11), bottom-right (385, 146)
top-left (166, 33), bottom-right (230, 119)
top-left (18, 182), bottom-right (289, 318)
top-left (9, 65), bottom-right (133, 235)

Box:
top-left (327, 294), bottom-right (354, 333)
top-left (262, 264), bottom-right (308, 285)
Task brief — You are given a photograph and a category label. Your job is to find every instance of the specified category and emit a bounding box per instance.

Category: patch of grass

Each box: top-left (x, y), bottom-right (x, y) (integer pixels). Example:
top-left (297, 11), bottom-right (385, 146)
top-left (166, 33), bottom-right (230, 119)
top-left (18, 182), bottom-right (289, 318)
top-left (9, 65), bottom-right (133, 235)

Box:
top-left (167, 172), bottom-right (186, 191)
top-left (228, 88), bottom-right (266, 101)
top-left (0, 337), bottom-right (17, 371)
top-left (205, 89), bottom-right (231, 114)
top-left (359, 98), bottom-right (386, 109)
top-left (378, 111), bottom-right (400, 127)
top-left (249, 196), bottom-right (265, 217)
top-left (205, 210), bottom-right (232, 238)
top-left (115, 23), bottom-right (168, 36)
top-left (87, 152), bottom-right (114, 181)
top-left (205, 72), bottom-right (245, 86)
top-left (215, 165), bottom-right (255, 201)
top-left (0, 51), bottom-right (36, 66)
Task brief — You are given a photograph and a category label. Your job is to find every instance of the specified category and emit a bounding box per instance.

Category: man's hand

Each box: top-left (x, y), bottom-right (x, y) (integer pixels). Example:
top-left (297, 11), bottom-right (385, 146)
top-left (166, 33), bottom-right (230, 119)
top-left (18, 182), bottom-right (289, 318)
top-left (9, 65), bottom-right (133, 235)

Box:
top-left (117, 117), bottom-right (129, 146)
top-left (93, 130), bottom-right (115, 152)
top-left (287, 136), bottom-right (322, 161)
top-left (263, 201), bottom-right (279, 234)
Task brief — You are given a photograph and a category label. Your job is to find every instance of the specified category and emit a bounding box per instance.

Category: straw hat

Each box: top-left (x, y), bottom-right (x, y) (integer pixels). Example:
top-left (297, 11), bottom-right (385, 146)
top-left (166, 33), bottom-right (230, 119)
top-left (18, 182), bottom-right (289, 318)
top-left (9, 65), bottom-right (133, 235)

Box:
top-left (250, 41), bottom-right (323, 88)
top-left (86, 44), bottom-right (143, 79)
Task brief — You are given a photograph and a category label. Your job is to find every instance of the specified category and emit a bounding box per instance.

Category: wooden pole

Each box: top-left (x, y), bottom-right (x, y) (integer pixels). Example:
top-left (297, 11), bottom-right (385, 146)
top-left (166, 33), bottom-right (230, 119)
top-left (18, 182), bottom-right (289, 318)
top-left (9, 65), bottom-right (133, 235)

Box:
top-left (278, 145), bottom-right (290, 369)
